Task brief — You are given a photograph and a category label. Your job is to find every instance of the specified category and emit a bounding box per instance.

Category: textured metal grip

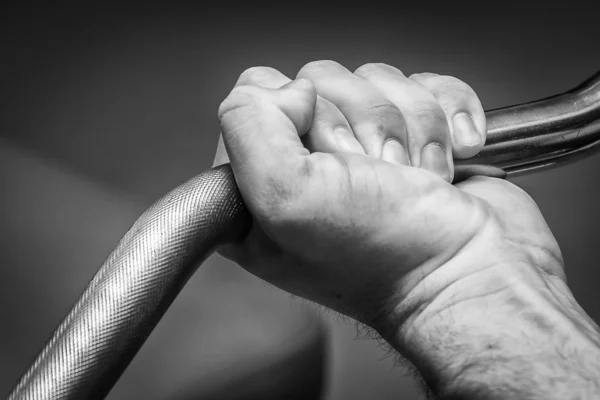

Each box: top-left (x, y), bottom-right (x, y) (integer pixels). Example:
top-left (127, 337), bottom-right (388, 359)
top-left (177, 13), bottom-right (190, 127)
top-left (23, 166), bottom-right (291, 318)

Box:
top-left (8, 165), bottom-right (251, 399)
top-left (8, 71), bottom-right (600, 399)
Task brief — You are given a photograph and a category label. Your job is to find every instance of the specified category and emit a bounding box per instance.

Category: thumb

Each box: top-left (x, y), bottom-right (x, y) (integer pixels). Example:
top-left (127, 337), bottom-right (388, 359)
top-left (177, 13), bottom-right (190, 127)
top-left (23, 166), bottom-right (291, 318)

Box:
top-left (218, 78), bottom-right (317, 209)
top-left (273, 78), bottom-right (316, 135)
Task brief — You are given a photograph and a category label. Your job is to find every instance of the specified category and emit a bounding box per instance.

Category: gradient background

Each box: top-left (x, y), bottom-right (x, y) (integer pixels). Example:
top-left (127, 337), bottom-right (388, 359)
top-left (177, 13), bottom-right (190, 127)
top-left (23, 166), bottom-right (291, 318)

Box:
top-left (1, 3), bottom-right (599, 399)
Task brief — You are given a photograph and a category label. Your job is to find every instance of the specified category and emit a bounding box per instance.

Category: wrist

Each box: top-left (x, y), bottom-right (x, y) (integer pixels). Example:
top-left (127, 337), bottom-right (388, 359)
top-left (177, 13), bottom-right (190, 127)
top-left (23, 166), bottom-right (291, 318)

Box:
top-left (385, 259), bottom-right (600, 399)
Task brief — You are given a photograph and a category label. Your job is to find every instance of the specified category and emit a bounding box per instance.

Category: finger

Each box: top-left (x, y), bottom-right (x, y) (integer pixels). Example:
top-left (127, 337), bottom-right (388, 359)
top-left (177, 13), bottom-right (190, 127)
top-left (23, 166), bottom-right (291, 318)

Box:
top-left (298, 60), bottom-right (409, 166)
top-left (304, 97), bottom-right (365, 155)
top-left (218, 78), bottom-right (316, 211)
top-left (235, 66), bottom-right (291, 89)
top-left (213, 67), bottom-right (293, 169)
top-left (354, 63), bottom-right (453, 182)
top-left (409, 73), bottom-right (486, 159)
top-left (453, 164), bottom-right (507, 183)
top-left (234, 66), bottom-right (362, 156)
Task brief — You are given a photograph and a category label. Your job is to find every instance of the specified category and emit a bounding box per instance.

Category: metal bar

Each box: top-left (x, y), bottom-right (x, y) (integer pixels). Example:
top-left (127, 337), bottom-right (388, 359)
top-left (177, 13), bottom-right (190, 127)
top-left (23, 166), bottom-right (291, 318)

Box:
top-left (457, 70), bottom-right (600, 175)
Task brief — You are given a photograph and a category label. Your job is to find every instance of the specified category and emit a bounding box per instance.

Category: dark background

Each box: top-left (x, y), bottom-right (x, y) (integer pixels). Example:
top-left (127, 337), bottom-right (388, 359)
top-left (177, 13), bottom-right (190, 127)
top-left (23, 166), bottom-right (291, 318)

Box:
top-left (1, 3), bottom-right (599, 399)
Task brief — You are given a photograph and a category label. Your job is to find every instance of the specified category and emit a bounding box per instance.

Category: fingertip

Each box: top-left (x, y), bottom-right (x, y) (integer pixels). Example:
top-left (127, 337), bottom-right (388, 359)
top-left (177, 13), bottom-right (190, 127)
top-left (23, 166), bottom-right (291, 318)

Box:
top-left (382, 139), bottom-right (410, 166)
top-left (420, 143), bottom-right (453, 183)
top-left (334, 126), bottom-right (366, 154)
top-left (452, 113), bottom-right (482, 146)
top-left (451, 113), bottom-right (485, 158)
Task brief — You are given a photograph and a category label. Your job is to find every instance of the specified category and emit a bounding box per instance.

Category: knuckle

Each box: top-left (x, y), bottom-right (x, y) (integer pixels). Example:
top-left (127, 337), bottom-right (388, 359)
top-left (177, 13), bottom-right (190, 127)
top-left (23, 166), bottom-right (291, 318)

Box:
top-left (365, 101), bottom-right (405, 128)
top-left (354, 62), bottom-right (380, 75)
top-left (409, 72), bottom-right (439, 82)
top-left (299, 59), bottom-right (344, 75)
top-left (440, 74), bottom-right (472, 87)
top-left (366, 100), bottom-right (400, 116)
top-left (419, 74), bottom-right (478, 98)
top-left (217, 86), bottom-right (264, 131)
top-left (354, 62), bottom-right (399, 77)
top-left (411, 99), bottom-right (447, 124)
top-left (357, 100), bottom-right (408, 140)
top-left (218, 87), bottom-right (256, 117)
top-left (438, 75), bottom-right (475, 94)
top-left (408, 104), bottom-right (450, 142)
top-left (238, 66), bottom-right (283, 86)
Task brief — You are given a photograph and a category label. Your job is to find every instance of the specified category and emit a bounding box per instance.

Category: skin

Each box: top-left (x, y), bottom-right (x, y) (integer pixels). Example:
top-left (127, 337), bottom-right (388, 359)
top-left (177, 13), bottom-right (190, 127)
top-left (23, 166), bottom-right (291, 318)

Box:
top-left (213, 61), bottom-right (600, 399)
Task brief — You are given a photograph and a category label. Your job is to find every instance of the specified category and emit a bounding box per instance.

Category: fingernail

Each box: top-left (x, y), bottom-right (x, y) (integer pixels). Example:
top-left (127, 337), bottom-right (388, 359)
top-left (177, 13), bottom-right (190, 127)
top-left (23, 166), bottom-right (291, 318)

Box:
top-left (421, 143), bottom-right (451, 181)
top-left (334, 126), bottom-right (363, 153)
top-left (452, 113), bottom-right (481, 147)
top-left (382, 139), bottom-right (410, 166)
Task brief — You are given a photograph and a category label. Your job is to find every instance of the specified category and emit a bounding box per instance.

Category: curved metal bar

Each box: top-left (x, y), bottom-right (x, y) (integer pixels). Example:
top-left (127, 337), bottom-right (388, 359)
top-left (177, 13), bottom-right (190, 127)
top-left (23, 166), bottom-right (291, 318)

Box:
top-left (8, 71), bottom-right (600, 399)
top-left (8, 166), bottom-right (251, 399)
top-left (457, 70), bottom-right (600, 175)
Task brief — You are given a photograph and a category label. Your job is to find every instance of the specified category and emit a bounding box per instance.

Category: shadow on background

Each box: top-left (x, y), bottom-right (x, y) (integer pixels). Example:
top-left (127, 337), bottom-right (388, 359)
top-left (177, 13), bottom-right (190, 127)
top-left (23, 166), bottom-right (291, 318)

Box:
top-left (1, 3), bottom-right (599, 399)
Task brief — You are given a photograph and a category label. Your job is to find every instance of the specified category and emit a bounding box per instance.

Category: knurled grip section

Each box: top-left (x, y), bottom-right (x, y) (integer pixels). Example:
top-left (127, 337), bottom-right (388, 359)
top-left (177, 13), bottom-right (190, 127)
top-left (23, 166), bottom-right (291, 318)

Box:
top-left (8, 164), bottom-right (251, 400)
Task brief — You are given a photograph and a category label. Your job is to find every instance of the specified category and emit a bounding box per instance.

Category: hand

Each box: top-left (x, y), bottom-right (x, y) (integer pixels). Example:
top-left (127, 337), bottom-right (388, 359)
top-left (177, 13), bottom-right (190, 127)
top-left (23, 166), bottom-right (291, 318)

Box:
top-left (214, 60), bottom-right (562, 322)
top-left (213, 61), bottom-right (599, 399)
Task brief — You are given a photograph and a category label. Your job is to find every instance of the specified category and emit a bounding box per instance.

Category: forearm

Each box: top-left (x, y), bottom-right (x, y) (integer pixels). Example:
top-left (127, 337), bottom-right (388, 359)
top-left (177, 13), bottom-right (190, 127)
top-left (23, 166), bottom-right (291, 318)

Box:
top-left (388, 262), bottom-right (600, 399)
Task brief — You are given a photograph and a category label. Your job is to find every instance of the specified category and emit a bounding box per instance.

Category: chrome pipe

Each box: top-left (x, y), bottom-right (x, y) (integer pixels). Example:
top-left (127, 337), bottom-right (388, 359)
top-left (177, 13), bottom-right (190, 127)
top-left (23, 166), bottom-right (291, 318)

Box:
top-left (457, 70), bottom-right (600, 175)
